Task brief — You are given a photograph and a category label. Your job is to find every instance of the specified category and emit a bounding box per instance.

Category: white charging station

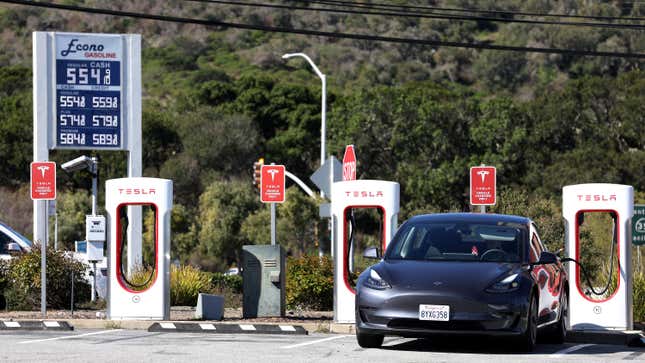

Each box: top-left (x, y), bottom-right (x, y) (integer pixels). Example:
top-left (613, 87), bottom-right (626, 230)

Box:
top-left (106, 177), bottom-right (172, 320)
top-left (563, 183), bottom-right (634, 331)
top-left (331, 180), bottom-right (400, 323)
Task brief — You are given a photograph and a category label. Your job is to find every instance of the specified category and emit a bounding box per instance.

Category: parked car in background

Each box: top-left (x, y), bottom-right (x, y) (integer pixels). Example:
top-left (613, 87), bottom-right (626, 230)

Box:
top-left (225, 267), bottom-right (240, 276)
top-left (0, 222), bottom-right (32, 260)
top-left (355, 213), bottom-right (568, 352)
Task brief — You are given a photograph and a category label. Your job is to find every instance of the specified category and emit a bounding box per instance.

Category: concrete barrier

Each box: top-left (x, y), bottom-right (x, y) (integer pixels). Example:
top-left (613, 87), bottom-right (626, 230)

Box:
top-left (195, 293), bottom-right (224, 320)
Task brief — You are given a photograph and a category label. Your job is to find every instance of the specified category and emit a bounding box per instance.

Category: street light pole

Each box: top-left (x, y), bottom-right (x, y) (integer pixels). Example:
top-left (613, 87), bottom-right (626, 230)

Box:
top-left (282, 53), bottom-right (327, 191)
top-left (282, 52), bottom-right (328, 258)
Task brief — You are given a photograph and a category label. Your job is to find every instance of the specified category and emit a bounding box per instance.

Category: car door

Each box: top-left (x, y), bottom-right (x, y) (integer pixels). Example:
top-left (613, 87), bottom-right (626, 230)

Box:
top-left (529, 223), bottom-right (562, 325)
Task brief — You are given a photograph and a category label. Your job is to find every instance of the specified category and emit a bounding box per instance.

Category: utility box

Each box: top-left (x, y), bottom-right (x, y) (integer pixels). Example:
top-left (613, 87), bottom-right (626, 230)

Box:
top-left (242, 245), bottom-right (285, 318)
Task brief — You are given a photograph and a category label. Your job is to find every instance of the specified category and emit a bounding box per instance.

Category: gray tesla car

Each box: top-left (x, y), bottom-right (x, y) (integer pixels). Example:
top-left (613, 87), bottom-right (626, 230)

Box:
top-left (355, 213), bottom-right (567, 352)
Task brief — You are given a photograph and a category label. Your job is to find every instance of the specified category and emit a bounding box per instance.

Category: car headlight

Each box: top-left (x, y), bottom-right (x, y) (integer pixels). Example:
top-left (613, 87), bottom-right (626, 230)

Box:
top-left (486, 273), bottom-right (520, 293)
top-left (363, 269), bottom-right (391, 290)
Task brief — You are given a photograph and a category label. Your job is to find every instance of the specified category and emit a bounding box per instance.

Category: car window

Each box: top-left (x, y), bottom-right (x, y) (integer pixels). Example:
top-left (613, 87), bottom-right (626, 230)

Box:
top-left (386, 221), bottom-right (526, 262)
top-left (0, 231), bottom-right (12, 254)
top-left (530, 232), bottom-right (546, 263)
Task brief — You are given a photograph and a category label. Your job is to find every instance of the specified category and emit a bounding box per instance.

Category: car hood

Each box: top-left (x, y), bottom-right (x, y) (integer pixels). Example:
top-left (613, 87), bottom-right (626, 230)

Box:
top-left (378, 260), bottom-right (519, 292)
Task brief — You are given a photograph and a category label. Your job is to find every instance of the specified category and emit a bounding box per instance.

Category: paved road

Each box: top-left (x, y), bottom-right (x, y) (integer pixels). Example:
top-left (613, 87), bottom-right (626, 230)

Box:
top-left (0, 329), bottom-right (642, 362)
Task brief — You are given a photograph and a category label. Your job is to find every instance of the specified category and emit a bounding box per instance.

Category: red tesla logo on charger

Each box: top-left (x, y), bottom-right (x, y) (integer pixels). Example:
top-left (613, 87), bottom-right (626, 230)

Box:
top-left (470, 166), bottom-right (496, 206)
top-left (31, 161), bottom-right (57, 200)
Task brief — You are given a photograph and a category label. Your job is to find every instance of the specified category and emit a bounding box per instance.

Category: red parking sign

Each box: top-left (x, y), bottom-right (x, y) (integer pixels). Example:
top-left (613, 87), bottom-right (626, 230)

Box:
top-left (31, 161), bottom-right (57, 200)
top-left (470, 166), bottom-right (496, 206)
top-left (261, 165), bottom-right (285, 203)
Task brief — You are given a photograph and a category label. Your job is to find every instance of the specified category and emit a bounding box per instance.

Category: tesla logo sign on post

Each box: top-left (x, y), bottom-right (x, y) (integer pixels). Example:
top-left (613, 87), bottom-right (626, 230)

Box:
top-left (261, 165), bottom-right (285, 203)
top-left (31, 161), bottom-right (57, 200)
top-left (470, 166), bottom-right (496, 205)
top-left (342, 144), bottom-right (356, 181)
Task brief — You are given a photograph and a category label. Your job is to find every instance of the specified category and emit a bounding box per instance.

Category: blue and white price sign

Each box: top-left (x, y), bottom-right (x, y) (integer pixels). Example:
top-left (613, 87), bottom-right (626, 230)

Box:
top-left (55, 34), bottom-right (123, 149)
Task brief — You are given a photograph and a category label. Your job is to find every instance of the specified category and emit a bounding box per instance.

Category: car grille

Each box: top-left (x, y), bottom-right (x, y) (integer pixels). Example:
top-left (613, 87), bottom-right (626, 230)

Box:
top-left (387, 318), bottom-right (484, 331)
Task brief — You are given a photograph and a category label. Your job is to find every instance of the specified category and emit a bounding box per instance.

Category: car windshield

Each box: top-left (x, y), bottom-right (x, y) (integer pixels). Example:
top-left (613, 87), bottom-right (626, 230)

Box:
top-left (386, 220), bottom-right (526, 263)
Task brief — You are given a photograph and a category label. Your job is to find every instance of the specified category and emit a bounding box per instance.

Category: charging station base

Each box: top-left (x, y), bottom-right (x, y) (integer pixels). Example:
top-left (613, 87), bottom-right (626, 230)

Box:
top-left (566, 330), bottom-right (645, 347)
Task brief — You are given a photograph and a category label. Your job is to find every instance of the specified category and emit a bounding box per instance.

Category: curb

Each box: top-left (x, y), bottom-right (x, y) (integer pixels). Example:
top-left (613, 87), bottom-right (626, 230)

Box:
top-left (148, 322), bottom-right (308, 335)
top-left (0, 320), bottom-right (73, 331)
top-left (60, 319), bottom-right (354, 334)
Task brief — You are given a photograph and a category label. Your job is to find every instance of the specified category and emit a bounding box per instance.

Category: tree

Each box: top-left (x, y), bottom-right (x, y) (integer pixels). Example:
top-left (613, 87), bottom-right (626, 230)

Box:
top-left (195, 179), bottom-right (260, 271)
top-left (242, 187), bottom-right (319, 256)
top-left (142, 106), bottom-right (181, 175)
top-left (175, 106), bottom-right (261, 179)
top-left (490, 188), bottom-right (564, 252)
top-left (0, 66), bottom-right (32, 186)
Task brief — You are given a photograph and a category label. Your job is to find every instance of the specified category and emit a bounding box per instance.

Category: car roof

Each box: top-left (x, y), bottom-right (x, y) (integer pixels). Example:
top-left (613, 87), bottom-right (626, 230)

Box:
top-left (406, 212), bottom-right (531, 225)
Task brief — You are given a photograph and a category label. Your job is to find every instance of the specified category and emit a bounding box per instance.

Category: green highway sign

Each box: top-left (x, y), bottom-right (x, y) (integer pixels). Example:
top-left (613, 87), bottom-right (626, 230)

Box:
top-left (633, 204), bottom-right (645, 245)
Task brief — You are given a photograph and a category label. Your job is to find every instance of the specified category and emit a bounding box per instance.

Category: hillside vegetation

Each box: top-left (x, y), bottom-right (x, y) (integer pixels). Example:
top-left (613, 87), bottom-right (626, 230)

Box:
top-left (0, 1), bottom-right (642, 271)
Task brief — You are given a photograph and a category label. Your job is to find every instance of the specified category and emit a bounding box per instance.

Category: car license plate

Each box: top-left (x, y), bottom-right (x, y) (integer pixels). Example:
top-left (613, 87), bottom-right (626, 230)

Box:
top-left (419, 304), bottom-right (449, 321)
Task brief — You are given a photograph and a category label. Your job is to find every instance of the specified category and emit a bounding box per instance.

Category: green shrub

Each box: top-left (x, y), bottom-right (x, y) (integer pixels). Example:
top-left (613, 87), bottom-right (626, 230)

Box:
top-left (170, 264), bottom-right (212, 306)
top-left (634, 271), bottom-right (645, 323)
top-left (124, 266), bottom-right (156, 291)
top-left (210, 272), bottom-right (242, 294)
top-left (3, 246), bottom-right (90, 310)
top-left (209, 272), bottom-right (243, 308)
top-left (0, 259), bottom-right (9, 309)
top-left (286, 255), bottom-right (333, 311)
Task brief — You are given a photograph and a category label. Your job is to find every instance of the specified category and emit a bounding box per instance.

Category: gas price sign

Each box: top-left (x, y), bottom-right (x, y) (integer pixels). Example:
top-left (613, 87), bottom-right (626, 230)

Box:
top-left (55, 34), bottom-right (123, 149)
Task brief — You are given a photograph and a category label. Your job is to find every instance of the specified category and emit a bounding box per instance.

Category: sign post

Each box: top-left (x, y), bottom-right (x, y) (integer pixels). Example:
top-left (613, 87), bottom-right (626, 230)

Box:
top-left (342, 145), bottom-right (356, 181)
top-left (33, 31), bottom-right (142, 317)
top-left (470, 165), bottom-right (496, 213)
top-left (30, 161), bottom-right (56, 318)
top-left (261, 164), bottom-right (286, 245)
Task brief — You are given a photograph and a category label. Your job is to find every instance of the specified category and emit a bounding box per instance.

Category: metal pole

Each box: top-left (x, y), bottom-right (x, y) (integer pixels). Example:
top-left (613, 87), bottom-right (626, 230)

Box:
top-left (33, 32), bottom-right (50, 319)
top-left (282, 53), bottom-right (326, 198)
top-left (54, 212), bottom-right (58, 250)
top-left (91, 261), bottom-right (97, 302)
top-left (321, 73), bottom-right (326, 177)
top-left (91, 158), bottom-right (98, 216)
top-left (71, 270), bottom-right (74, 317)
top-left (127, 35), bottom-right (143, 276)
top-left (270, 203), bottom-right (277, 246)
top-left (41, 240), bottom-right (46, 318)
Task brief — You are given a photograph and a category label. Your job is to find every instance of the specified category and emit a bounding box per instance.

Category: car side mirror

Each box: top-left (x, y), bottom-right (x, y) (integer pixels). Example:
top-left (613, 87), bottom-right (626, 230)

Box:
top-left (7, 242), bottom-right (22, 256)
top-left (363, 247), bottom-right (381, 259)
top-left (534, 251), bottom-right (558, 265)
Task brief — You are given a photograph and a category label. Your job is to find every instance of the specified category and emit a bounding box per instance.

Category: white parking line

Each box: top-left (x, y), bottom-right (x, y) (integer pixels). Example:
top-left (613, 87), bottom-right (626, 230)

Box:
top-left (280, 335), bottom-right (352, 349)
top-left (550, 344), bottom-right (595, 358)
top-left (19, 329), bottom-right (123, 344)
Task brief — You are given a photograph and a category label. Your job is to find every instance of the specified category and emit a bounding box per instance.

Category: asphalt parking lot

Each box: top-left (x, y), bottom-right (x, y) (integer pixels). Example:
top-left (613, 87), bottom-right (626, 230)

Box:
top-left (0, 329), bottom-right (642, 362)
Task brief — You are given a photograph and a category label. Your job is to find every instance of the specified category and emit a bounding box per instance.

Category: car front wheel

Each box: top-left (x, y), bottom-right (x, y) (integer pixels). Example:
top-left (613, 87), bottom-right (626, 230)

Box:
top-left (517, 295), bottom-right (537, 352)
top-left (546, 290), bottom-right (568, 344)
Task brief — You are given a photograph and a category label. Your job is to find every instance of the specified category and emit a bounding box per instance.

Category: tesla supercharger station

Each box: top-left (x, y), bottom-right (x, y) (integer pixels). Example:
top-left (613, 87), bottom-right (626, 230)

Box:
top-left (563, 183), bottom-right (634, 331)
top-left (331, 180), bottom-right (400, 323)
top-left (106, 177), bottom-right (173, 320)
